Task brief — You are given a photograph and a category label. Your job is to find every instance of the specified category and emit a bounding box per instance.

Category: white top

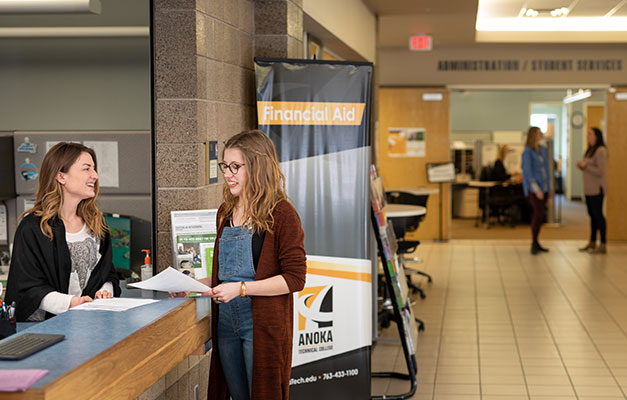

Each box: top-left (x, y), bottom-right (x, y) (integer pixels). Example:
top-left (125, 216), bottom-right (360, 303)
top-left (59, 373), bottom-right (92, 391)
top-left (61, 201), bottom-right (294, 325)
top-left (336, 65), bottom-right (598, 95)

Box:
top-left (387, 186), bottom-right (439, 196)
top-left (384, 204), bottom-right (427, 218)
top-left (28, 224), bottom-right (112, 321)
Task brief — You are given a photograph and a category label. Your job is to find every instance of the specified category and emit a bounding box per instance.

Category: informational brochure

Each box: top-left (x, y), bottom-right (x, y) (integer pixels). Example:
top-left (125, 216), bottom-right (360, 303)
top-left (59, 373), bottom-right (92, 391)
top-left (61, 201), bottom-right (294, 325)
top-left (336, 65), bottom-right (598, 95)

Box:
top-left (170, 209), bottom-right (218, 279)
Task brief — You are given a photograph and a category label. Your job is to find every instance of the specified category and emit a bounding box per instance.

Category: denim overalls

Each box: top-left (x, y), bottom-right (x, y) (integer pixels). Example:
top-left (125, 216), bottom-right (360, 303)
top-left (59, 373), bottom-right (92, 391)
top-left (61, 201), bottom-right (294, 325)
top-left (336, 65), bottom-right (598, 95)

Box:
top-left (218, 224), bottom-right (255, 400)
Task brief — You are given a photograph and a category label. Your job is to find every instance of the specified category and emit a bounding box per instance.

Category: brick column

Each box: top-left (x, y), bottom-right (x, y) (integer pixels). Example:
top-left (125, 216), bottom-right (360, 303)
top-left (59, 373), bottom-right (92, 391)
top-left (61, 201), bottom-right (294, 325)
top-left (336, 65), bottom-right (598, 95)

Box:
top-left (153, 0), bottom-right (256, 271)
top-left (254, 0), bottom-right (303, 58)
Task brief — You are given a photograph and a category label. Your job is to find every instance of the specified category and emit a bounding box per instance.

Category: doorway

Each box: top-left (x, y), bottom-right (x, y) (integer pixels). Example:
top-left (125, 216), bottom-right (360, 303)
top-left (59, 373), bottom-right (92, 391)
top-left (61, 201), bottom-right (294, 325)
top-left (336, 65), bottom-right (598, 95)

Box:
top-left (449, 88), bottom-right (606, 240)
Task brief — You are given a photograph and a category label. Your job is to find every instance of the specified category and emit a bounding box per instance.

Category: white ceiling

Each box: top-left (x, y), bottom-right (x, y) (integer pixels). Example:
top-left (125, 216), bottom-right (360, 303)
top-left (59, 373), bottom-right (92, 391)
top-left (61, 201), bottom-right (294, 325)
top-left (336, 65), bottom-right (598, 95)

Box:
top-left (363, 0), bottom-right (627, 47)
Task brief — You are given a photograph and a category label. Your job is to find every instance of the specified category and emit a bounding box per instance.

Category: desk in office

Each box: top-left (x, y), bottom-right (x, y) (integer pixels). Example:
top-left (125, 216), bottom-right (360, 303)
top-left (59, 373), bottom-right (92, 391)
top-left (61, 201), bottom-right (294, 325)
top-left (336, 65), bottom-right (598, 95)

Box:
top-left (386, 186), bottom-right (439, 196)
top-left (384, 204), bottom-right (427, 244)
top-left (383, 204), bottom-right (426, 218)
top-left (0, 293), bottom-right (211, 399)
top-left (467, 180), bottom-right (500, 228)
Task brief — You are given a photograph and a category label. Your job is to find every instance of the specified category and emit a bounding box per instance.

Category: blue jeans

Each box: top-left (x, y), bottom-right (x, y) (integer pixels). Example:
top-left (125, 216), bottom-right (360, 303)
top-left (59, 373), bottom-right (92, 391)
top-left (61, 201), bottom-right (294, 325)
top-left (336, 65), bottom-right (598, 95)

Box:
top-left (218, 298), bottom-right (253, 400)
top-left (217, 225), bottom-right (256, 400)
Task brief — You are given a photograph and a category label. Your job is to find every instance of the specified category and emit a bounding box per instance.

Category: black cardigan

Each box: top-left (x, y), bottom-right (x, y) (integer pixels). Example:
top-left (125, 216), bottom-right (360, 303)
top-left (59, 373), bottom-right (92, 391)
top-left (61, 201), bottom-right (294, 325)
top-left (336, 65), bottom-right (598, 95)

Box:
top-left (5, 214), bottom-right (121, 322)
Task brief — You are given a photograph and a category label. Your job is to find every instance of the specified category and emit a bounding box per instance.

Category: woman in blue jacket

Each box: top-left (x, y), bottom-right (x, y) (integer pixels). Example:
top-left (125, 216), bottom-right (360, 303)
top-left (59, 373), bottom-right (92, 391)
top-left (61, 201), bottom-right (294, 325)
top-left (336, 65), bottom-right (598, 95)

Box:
top-left (521, 126), bottom-right (551, 254)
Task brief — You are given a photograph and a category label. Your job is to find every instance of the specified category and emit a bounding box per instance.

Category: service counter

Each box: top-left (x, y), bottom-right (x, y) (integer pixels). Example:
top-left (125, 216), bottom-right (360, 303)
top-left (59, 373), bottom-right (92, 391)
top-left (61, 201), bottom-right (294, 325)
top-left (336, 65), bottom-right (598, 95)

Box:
top-left (0, 290), bottom-right (211, 399)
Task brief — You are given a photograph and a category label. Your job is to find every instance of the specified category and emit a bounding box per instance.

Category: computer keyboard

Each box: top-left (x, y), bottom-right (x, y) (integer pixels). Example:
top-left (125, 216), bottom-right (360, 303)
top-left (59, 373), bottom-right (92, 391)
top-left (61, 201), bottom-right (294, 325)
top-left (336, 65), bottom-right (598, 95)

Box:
top-left (0, 333), bottom-right (65, 360)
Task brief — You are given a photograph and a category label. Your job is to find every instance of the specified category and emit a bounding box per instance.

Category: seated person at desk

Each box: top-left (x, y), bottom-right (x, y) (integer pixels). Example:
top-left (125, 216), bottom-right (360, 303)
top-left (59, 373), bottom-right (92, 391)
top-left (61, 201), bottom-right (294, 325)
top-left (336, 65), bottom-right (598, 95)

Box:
top-left (492, 145), bottom-right (511, 182)
top-left (6, 142), bottom-right (121, 322)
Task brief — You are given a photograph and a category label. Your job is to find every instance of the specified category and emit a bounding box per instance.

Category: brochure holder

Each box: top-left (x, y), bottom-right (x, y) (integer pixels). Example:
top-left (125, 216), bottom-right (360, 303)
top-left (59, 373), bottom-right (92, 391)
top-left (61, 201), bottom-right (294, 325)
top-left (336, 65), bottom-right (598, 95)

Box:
top-left (370, 166), bottom-right (418, 400)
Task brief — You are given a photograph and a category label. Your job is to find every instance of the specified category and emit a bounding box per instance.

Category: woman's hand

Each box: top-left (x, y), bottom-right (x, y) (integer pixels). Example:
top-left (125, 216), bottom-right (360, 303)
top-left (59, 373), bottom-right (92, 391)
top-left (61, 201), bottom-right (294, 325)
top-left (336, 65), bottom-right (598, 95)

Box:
top-left (69, 295), bottom-right (93, 308)
top-left (211, 282), bottom-right (242, 303)
top-left (94, 290), bottom-right (112, 299)
top-left (576, 160), bottom-right (587, 170)
top-left (535, 191), bottom-right (544, 200)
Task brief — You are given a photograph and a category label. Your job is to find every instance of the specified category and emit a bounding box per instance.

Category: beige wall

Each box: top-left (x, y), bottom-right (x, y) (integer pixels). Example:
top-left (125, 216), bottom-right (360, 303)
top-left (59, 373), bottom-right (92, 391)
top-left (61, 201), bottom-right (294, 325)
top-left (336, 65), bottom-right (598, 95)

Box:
top-left (303, 0), bottom-right (376, 62)
top-left (378, 88), bottom-right (451, 240)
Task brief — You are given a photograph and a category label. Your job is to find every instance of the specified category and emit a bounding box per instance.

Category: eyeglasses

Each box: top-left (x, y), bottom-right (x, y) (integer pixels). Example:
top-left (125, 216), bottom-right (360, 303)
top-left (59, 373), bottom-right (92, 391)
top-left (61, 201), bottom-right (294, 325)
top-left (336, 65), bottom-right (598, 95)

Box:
top-left (218, 162), bottom-right (245, 175)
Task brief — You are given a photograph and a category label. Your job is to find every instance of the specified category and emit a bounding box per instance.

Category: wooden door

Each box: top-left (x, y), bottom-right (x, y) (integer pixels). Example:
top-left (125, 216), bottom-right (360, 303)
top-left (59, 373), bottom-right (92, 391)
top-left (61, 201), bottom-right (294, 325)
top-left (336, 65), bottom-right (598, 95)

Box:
top-left (378, 87), bottom-right (450, 240)
top-left (606, 90), bottom-right (627, 240)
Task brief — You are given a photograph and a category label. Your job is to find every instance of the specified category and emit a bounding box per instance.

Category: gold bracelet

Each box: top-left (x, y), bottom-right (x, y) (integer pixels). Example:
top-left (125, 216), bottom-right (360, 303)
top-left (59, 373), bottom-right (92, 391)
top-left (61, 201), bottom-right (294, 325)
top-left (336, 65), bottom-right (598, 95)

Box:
top-left (240, 281), bottom-right (247, 297)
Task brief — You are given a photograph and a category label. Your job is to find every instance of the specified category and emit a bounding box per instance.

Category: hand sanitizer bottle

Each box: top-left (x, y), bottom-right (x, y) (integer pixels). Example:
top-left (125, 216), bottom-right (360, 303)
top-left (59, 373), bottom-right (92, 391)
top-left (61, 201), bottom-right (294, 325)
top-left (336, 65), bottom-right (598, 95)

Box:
top-left (140, 249), bottom-right (153, 281)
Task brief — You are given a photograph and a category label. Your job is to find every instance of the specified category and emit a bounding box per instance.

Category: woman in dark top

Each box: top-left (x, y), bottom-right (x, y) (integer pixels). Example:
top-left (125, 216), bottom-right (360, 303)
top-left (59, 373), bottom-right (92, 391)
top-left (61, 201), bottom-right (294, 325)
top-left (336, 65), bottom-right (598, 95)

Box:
top-left (576, 127), bottom-right (608, 254)
top-left (492, 144), bottom-right (511, 182)
top-left (6, 142), bottom-right (120, 322)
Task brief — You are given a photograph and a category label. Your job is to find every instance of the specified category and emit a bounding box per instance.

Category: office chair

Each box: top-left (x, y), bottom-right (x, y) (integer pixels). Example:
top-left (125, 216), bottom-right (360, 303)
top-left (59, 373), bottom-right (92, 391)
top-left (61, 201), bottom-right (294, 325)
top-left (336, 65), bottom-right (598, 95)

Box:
top-left (385, 191), bottom-right (433, 298)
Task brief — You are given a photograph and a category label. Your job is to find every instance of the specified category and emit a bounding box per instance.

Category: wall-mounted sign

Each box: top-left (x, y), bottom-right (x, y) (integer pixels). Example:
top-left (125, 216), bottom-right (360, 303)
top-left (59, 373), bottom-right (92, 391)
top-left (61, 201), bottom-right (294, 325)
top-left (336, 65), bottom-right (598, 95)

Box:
top-left (422, 93), bottom-right (443, 101)
top-left (409, 35), bottom-right (432, 51)
top-left (436, 58), bottom-right (622, 72)
top-left (208, 141), bottom-right (218, 184)
top-left (616, 92), bottom-right (627, 101)
top-left (388, 127), bottom-right (426, 157)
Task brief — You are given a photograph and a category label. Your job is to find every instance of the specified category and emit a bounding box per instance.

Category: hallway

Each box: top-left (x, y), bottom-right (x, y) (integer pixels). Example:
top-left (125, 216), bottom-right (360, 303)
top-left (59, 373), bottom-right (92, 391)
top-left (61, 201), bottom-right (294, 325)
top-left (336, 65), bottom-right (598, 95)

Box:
top-left (372, 240), bottom-right (627, 399)
top-left (451, 197), bottom-right (590, 241)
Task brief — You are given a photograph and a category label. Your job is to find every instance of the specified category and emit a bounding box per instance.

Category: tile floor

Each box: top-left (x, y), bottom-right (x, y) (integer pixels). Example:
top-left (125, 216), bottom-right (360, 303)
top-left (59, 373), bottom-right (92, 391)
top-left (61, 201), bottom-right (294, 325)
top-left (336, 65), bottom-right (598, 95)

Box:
top-left (371, 240), bottom-right (627, 400)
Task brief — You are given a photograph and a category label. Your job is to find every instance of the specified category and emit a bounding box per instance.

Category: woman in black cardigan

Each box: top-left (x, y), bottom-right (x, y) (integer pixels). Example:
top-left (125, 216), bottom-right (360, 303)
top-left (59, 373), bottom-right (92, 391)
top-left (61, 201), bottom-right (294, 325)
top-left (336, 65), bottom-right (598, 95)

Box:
top-left (6, 142), bottom-right (120, 322)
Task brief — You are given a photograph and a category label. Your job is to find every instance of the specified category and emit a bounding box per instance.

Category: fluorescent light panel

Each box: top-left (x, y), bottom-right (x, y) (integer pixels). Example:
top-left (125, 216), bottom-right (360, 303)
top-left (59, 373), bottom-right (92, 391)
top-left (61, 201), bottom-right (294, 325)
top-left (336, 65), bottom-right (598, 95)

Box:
top-left (477, 17), bottom-right (627, 31)
top-left (563, 89), bottom-right (591, 104)
top-left (476, 0), bottom-right (627, 32)
top-left (0, 0), bottom-right (101, 14)
top-left (0, 26), bottom-right (148, 37)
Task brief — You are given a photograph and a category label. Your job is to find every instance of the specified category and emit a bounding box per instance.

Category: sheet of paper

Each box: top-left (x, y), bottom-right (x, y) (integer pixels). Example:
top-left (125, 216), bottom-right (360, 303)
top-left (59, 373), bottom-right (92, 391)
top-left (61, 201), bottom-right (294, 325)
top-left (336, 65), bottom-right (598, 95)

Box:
top-left (71, 298), bottom-right (158, 312)
top-left (83, 141), bottom-right (119, 188)
top-left (128, 267), bottom-right (211, 293)
top-left (0, 369), bottom-right (48, 392)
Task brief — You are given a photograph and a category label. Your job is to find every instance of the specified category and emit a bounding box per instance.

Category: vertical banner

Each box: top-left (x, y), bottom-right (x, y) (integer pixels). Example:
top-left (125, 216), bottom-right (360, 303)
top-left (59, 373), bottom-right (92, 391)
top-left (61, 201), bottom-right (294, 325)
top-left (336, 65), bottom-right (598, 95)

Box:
top-left (255, 59), bottom-right (373, 399)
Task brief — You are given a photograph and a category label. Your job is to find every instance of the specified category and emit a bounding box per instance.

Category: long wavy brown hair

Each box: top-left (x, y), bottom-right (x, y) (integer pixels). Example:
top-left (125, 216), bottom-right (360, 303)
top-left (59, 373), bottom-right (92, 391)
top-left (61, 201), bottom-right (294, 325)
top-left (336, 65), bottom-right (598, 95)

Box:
top-left (23, 142), bottom-right (107, 240)
top-left (525, 126), bottom-right (542, 152)
top-left (220, 130), bottom-right (287, 233)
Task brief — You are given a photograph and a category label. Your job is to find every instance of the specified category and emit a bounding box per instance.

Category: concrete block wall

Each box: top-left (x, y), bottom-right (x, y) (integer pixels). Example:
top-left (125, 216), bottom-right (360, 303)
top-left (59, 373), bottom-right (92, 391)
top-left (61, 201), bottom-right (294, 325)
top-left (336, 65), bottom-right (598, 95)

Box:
top-left (148, 1), bottom-right (303, 398)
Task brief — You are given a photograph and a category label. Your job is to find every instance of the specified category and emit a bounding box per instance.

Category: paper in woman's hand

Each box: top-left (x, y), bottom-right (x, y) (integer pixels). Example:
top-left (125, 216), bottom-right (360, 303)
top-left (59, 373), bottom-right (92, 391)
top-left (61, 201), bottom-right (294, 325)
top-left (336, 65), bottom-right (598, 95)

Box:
top-left (128, 267), bottom-right (210, 293)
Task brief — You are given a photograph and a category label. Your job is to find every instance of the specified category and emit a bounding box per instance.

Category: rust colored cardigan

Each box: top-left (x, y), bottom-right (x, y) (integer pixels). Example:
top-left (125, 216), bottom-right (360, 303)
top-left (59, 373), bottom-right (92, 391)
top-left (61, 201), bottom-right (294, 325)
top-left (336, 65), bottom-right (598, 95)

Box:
top-left (208, 200), bottom-right (307, 400)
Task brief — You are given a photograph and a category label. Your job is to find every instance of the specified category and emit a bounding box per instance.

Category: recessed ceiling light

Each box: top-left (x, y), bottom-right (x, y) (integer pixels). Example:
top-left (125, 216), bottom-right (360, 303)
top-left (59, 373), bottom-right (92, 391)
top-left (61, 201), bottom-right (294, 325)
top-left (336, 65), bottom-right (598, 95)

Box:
top-left (524, 8), bottom-right (539, 17)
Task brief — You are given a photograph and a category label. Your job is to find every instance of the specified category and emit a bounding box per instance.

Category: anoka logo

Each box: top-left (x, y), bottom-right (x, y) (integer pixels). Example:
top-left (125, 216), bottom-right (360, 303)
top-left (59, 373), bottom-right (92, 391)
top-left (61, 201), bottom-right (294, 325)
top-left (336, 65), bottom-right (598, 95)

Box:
top-left (296, 285), bottom-right (333, 331)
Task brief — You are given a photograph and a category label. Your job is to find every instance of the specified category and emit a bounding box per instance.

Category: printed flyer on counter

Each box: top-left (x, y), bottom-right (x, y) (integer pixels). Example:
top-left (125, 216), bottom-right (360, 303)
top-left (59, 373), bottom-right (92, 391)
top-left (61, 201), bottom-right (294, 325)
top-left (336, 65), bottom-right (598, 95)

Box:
top-left (170, 209), bottom-right (218, 280)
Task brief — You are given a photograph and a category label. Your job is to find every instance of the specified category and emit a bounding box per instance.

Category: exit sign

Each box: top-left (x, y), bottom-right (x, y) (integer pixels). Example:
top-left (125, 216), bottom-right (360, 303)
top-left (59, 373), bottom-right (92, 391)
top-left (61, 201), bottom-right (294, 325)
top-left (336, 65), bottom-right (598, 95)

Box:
top-left (409, 35), bottom-right (432, 51)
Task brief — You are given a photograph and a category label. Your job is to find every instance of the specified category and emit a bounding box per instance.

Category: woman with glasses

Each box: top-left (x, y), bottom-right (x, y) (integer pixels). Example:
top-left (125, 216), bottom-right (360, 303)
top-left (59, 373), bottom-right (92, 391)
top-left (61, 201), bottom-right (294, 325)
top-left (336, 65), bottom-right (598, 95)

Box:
top-left (6, 142), bottom-right (120, 321)
top-left (174, 130), bottom-right (306, 400)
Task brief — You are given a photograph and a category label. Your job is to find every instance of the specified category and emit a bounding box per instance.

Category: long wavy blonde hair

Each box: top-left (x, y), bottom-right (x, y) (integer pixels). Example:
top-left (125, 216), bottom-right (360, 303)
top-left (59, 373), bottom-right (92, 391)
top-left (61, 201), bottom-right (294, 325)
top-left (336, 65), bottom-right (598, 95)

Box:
top-left (220, 130), bottom-right (287, 233)
top-left (23, 142), bottom-right (107, 240)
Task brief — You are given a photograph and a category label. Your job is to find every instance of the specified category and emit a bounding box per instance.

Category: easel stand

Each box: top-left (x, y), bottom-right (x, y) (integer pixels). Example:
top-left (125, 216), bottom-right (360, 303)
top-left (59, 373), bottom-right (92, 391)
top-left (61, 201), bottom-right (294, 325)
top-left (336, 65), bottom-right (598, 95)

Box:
top-left (370, 209), bottom-right (418, 400)
top-left (427, 162), bottom-right (455, 242)
top-left (437, 181), bottom-right (446, 241)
